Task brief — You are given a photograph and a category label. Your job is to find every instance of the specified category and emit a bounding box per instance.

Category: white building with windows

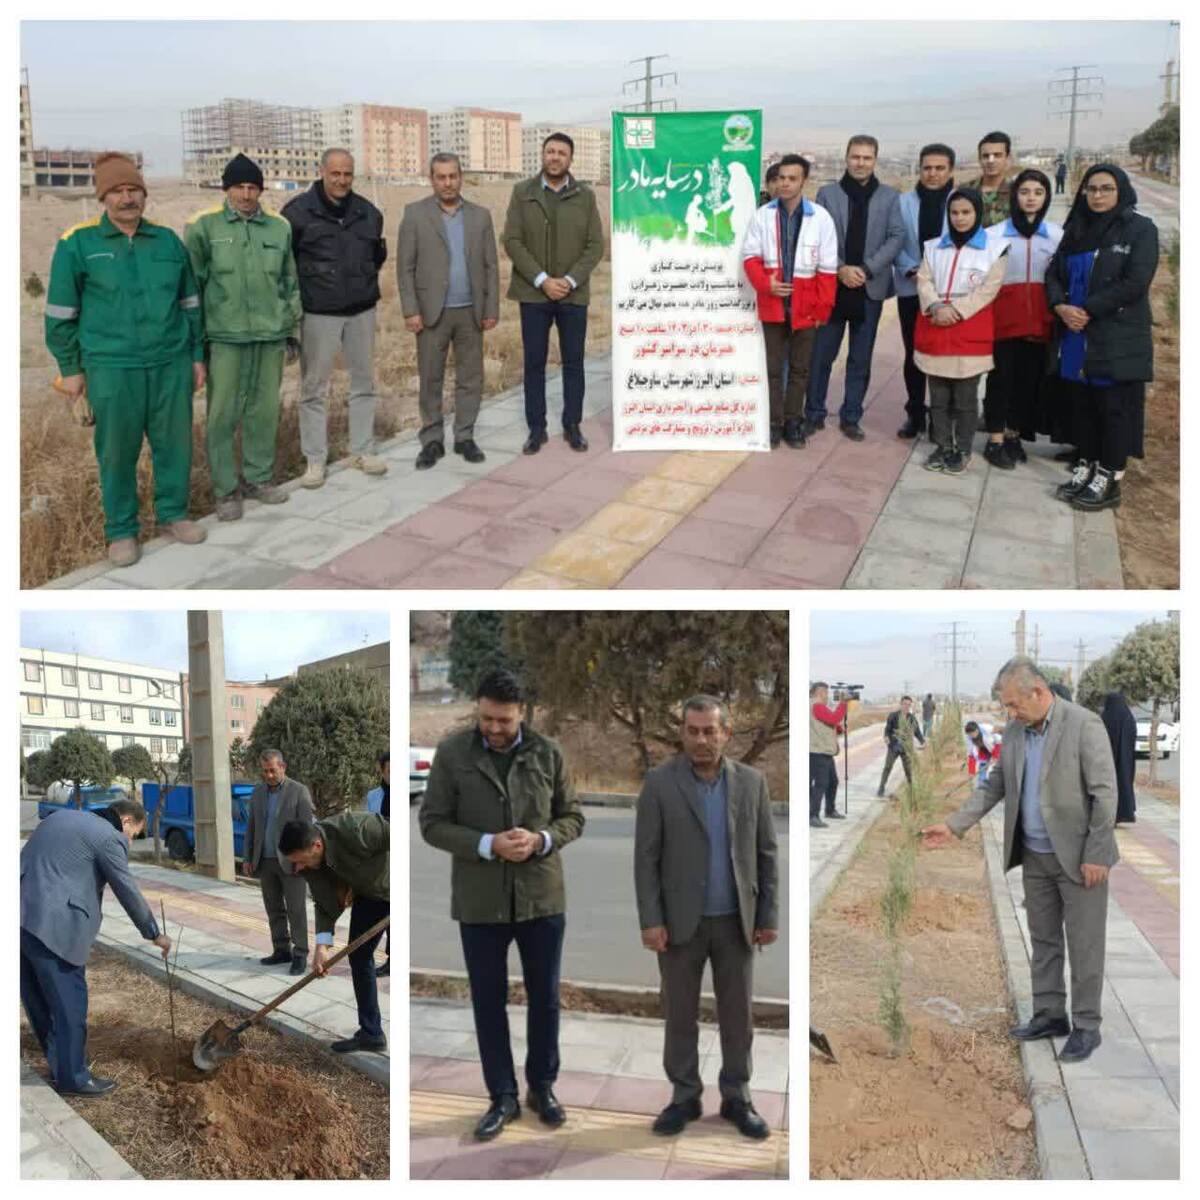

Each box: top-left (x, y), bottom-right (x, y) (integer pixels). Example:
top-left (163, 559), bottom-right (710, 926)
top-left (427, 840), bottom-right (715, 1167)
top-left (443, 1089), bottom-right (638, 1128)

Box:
top-left (20, 648), bottom-right (185, 762)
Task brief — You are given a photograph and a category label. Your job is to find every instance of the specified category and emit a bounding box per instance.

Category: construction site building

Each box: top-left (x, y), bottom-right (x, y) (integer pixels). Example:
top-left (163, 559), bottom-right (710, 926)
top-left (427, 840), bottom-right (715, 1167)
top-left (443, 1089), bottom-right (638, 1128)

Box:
top-left (521, 123), bottom-right (611, 184)
top-left (20, 68), bottom-right (35, 193)
top-left (181, 97), bottom-right (321, 189)
top-left (31, 147), bottom-right (146, 192)
top-left (318, 103), bottom-right (429, 181)
top-left (429, 107), bottom-right (522, 178)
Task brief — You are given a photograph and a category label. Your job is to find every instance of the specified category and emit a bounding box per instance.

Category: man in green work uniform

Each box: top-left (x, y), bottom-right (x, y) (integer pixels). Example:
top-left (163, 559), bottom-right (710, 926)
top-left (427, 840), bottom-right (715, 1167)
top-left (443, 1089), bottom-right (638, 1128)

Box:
top-left (45, 152), bottom-right (207, 568)
top-left (185, 154), bottom-right (302, 520)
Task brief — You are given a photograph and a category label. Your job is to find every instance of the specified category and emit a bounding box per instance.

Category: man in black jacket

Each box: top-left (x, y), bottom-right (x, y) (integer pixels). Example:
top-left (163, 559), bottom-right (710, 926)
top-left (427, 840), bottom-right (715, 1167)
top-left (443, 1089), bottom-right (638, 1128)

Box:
top-left (877, 695), bottom-right (925, 797)
top-left (283, 148), bottom-right (388, 489)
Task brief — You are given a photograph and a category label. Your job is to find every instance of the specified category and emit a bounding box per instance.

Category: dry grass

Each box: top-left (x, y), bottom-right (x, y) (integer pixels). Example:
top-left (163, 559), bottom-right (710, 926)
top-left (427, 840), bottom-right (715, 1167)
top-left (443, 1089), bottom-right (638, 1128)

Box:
top-left (20, 182), bottom-right (612, 587)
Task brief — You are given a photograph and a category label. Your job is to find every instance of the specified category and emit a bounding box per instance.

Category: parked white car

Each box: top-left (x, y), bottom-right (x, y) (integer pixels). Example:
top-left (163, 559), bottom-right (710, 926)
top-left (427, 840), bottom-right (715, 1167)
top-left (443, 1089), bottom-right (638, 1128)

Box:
top-left (409, 746), bottom-right (436, 800)
top-left (1135, 719), bottom-right (1180, 758)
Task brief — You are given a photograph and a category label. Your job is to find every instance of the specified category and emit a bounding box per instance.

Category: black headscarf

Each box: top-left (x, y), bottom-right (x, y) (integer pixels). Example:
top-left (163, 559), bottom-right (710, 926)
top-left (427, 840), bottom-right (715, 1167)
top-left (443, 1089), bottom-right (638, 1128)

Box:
top-left (1058, 163), bottom-right (1138, 257)
top-left (915, 177), bottom-right (954, 246)
top-left (1100, 691), bottom-right (1137, 823)
top-left (945, 187), bottom-right (984, 248)
top-left (1008, 168), bottom-right (1053, 239)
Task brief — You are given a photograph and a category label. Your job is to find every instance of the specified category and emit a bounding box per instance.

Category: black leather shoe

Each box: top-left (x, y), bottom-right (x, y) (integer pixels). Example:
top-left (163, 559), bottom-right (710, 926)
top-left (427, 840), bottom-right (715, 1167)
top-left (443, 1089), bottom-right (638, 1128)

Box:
top-left (290, 952), bottom-right (307, 976)
top-left (523, 428), bottom-right (548, 455)
top-left (563, 424), bottom-right (589, 451)
top-left (415, 441), bottom-right (444, 470)
top-left (526, 1086), bottom-right (566, 1127)
top-left (652, 1097), bottom-right (702, 1135)
top-left (1058, 1027), bottom-right (1102, 1063)
top-left (331, 1033), bottom-right (388, 1054)
top-left (1003, 436), bottom-right (1027, 464)
top-left (840, 422), bottom-right (865, 442)
top-left (1010, 1014), bottom-right (1071, 1041)
top-left (453, 439), bottom-right (486, 463)
top-left (475, 1094), bottom-right (520, 1141)
top-left (801, 418), bottom-right (825, 436)
top-left (1071, 468), bottom-right (1121, 512)
top-left (376, 958), bottom-right (390, 978)
top-left (59, 1076), bottom-right (117, 1097)
top-left (782, 419), bottom-right (806, 448)
top-left (1056, 460), bottom-right (1094, 502)
top-left (897, 420), bottom-right (923, 439)
top-left (720, 1097), bottom-right (770, 1140)
top-left (809, 816), bottom-right (827, 828)
top-left (824, 810), bottom-right (846, 820)
top-left (260, 948), bottom-right (292, 966)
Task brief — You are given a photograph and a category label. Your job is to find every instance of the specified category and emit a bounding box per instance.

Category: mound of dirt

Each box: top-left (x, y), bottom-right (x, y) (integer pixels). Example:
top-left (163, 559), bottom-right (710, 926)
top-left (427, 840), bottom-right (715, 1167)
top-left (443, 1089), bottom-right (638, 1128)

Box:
top-left (832, 888), bottom-right (985, 936)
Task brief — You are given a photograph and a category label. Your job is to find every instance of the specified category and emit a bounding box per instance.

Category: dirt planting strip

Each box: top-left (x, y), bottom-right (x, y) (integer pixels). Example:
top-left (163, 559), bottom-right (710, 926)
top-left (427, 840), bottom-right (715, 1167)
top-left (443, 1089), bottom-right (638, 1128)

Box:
top-left (810, 774), bottom-right (1038, 1180)
top-left (19, 947), bottom-right (388, 1180)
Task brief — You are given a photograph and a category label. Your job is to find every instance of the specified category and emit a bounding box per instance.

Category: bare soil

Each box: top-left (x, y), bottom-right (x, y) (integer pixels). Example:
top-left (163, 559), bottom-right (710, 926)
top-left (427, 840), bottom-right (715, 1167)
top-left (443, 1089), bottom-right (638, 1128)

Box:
top-left (19, 947), bottom-right (388, 1179)
top-left (809, 776), bottom-right (1037, 1180)
top-left (410, 696), bottom-right (788, 802)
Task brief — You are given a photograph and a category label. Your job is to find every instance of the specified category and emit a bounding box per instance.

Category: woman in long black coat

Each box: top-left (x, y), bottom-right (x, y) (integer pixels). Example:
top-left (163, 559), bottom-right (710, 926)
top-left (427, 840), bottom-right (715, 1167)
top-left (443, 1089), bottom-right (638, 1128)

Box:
top-left (1046, 163), bottom-right (1159, 513)
top-left (1100, 691), bottom-right (1138, 824)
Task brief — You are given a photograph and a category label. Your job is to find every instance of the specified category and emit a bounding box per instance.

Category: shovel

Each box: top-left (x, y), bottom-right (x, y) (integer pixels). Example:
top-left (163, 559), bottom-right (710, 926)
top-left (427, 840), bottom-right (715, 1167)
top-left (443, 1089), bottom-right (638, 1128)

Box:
top-left (192, 915), bottom-right (390, 1071)
top-left (810, 1025), bottom-right (837, 1063)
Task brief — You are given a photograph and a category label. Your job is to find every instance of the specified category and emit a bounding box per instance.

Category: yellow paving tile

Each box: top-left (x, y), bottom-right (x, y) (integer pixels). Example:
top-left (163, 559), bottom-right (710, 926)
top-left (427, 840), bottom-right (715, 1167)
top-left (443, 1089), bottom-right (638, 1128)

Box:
top-left (410, 1090), bottom-right (787, 1177)
top-left (501, 569), bottom-right (593, 590)
top-left (577, 502), bottom-right (683, 547)
top-left (652, 451), bottom-right (748, 486)
top-left (619, 475), bottom-right (712, 515)
top-left (530, 532), bottom-right (650, 587)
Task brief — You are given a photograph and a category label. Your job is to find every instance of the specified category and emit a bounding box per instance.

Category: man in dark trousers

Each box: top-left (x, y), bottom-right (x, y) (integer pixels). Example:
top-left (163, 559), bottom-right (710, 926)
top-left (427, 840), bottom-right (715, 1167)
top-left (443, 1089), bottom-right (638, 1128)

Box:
top-left (419, 669), bottom-right (585, 1142)
top-left (21, 800), bottom-right (171, 1096)
top-left (922, 692), bottom-right (937, 739)
top-left (809, 681), bottom-right (850, 828)
top-left (634, 696), bottom-right (779, 1141)
top-left (243, 749), bottom-right (314, 976)
top-left (502, 132), bottom-right (604, 455)
top-left (365, 750), bottom-right (391, 976)
top-left (878, 695), bottom-right (925, 797)
top-left (279, 808), bottom-right (390, 1054)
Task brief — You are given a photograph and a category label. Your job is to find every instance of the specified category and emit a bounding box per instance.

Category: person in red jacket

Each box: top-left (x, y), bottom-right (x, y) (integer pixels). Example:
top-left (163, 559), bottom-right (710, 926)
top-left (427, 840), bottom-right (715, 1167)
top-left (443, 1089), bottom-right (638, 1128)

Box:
top-left (742, 156), bottom-right (838, 449)
top-left (809, 682), bottom-right (849, 828)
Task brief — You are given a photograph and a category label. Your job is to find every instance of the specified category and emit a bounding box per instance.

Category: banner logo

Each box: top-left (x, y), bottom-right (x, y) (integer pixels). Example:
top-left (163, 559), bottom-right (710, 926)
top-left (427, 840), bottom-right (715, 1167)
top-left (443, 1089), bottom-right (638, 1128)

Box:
top-left (625, 118), bottom-right (656, 149)
top-left (723, 113), bottom-right (755, 152)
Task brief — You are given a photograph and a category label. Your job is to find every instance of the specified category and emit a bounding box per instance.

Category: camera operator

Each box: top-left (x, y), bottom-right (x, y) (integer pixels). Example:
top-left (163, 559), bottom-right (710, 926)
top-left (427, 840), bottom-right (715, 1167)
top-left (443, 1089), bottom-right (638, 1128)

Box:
top-left (810, 682), bottom-right (851, 828)
top-left (877, 695), bottom-right (925, 798)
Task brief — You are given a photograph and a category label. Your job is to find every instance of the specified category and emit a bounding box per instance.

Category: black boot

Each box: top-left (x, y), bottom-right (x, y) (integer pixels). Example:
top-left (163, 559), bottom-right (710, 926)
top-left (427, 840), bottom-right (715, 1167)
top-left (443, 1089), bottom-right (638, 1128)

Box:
top-left (1071, 466), bottom-right (1121, 511)
top-left (1003, 435), bottom-right (1027, 464)
top-left (1055, 460), bottom-right (1094, 502)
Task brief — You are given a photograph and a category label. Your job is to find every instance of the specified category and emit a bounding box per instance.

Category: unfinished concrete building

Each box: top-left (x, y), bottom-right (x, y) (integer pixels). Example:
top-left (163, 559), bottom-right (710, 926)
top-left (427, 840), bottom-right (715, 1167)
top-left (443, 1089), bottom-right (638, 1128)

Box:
top-left (20, 68), bottom-right (35, 193)
top-left (181, 97), bottom-right (322, 189)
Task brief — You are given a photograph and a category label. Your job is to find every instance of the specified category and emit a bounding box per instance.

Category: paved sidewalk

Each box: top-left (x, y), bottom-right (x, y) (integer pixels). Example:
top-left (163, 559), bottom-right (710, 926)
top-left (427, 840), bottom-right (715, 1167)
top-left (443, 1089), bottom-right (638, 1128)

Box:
top-left (20, 1065), bottom-right (141, 1180)
top-left (93, 860), bottom-right (390, 1083)
top-left (980, 788), bottom-right (1179, 1180)
top-left (47, 311), bottom-right (1122, 590)
top-left (410, 998), bottom-right (788, 1179)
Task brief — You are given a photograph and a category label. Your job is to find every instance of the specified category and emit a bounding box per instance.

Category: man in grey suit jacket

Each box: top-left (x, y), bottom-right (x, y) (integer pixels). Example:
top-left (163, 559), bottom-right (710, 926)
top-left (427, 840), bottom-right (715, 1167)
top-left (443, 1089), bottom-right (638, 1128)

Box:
top-left (21, 800), bottom-right (171, 1096)
top-left (634, 696), bottom-right (779, 1141)
top-left (803, 134), bottom-right (904, 441)
top-left (243, 749), bottom-right (314, 975)
top-left (922, 657), bottom-right (1118, 1063)
top-left (398, 152), bottom-right (500, 471)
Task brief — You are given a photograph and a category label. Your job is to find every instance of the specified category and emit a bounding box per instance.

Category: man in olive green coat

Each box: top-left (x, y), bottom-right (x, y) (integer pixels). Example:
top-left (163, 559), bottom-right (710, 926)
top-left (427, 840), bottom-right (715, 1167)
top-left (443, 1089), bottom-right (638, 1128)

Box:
top-left (184, 153), bottom-right (301, 521)
top-left (279, 808), bottom-right (389, 1054)
top-left (502, 132), bottom-right (604, 455)
top-left (419, 669), bottom-right (584, 1143)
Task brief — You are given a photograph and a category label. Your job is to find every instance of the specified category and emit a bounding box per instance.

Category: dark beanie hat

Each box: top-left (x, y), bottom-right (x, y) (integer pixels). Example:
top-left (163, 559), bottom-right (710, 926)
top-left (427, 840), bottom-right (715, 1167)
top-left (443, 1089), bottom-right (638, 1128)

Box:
top-left (222, 153), bottom-right (264, 190)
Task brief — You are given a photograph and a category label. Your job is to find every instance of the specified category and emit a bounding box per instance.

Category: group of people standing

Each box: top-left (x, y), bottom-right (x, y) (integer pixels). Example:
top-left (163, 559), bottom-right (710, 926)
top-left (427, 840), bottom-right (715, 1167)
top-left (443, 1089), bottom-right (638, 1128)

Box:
top-left (44, 134), bottom-right (602, 568)
top-left (749, 132), bottom-right (1159, 508)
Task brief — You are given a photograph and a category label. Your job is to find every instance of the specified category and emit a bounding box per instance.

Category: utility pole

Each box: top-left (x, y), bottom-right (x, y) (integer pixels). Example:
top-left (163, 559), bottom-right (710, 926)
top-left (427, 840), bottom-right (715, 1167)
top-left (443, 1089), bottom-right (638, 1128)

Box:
top-left (188, 611), bottom-right (235, 883)
top-left (1048, 65), bottom-right (1104, 171)
top-left (936, 622), bottom-right (977, 704)
top-left (1075, 638), bottom-right (1087, 686)
top-left (1032, 623), bottom-right (1042, 662)
top-left (1014, 610), bottom-right (1027, 657)
top-left (623, 55), bottom-right (678, 113)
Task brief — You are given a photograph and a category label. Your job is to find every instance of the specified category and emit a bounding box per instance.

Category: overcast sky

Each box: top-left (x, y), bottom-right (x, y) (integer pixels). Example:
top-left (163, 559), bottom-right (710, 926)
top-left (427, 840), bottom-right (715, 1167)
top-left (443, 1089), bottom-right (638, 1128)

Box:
top-left (810, 609), bottom-right (1172, 699)
top-left (21, 20), bottom-right (1177, 174)
top-left (20, 610), bottom-right (389, 681)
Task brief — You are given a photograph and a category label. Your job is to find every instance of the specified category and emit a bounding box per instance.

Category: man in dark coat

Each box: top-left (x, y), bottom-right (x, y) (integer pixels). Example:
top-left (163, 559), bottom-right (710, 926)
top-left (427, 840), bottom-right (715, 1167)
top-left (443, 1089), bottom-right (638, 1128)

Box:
top-left (1100, 692), bottom-right (1138, 824)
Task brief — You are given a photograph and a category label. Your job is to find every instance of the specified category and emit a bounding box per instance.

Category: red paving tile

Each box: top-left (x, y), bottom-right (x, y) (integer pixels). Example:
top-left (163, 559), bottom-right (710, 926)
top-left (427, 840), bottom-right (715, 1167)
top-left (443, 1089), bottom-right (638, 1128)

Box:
top-left (548, 1151), bottom-right (667, 1179)
top-left (284, 568), bottom-right (349, 589)
top-left (543, 1069), bottom-right (610, 1110)
top-left (597, 449), bottom-right (677, 477)
top-left (616, 549), bottom-right (741, 590)
top-left (746, 529), bottom-right (860, 586)
top-left (719, 456), bottom-right (815, 497)
top-left (545, 464), bottom-right (640, 502)
top-left (323, 533), bottom-right (440, 587)
top-left (506, 489), bottom-right (610, 532)
top-left (750, 1088), bottom-right (787, 1130)
top-left (384, 504), bottom-right (492, 546)
top-left (591, 1074), bottom-right (673, 1116)
top-left (416, 1057), bottom-right (486, 1097)
top-left (410, 1056), bottom-right (440, 1087)
top-left (428, 1140), bottom-right (565, 1180)
top-left (454, 521), bottom-right (565, 568)
top-left (803, 468), bottom-right (898, 512)
top-left (394, 553), bottom-right (516, 590)
top-left (1124, 823), bottom-right (1180, 869)
top-left (725, 566), bottom-right (827, 589)
top-left (488, 449), bottom-right (581, 489)
top-left (658, 516), bottom-right (761, 566)
top-left (692, 489), bottom-right (794, 530)
top-left (445, 478), bottom-right (540, 514)
top-left (822, 434), bottom-right (912, 476)
top-left (774, 498), bottom-right (879, 545)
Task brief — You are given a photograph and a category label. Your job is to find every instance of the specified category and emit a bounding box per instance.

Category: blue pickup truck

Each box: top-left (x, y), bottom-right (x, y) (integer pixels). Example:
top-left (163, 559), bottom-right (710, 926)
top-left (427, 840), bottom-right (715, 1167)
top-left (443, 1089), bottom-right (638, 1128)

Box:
top-left (142, 783), bottom-right (254, 862)
top-left (37, 785), bottom-right (129, 821)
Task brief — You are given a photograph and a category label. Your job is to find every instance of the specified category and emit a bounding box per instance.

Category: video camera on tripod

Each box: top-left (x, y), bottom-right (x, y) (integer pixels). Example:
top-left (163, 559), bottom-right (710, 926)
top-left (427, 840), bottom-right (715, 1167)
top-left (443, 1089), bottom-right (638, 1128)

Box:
top-left (830, 682), bottom-right (864, 704)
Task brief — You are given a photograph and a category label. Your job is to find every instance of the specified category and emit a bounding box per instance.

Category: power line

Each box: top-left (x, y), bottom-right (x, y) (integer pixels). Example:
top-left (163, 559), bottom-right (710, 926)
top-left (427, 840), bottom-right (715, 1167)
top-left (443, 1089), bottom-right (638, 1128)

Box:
top-left (936, 622), bottom-right (977, 703)
top-left (622, 55), bottom-right (678, 113)
top-left (1048, 65), bottom-right (1104, 168)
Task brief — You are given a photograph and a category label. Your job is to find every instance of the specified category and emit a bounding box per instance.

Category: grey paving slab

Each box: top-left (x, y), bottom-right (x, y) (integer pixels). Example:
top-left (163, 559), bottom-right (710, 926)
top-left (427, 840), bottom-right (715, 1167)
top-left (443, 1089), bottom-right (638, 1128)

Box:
top-left (1079, 1130), bottom-right (1179, 1181)
top-left (844, 546), bottom-right (963, 590)
top-left (962, 532), bottom-right (1076, 588)
top-left (411, 1027), bottom-right (479, 1058)
top-left (1066, 1075), bottom-right (1179, 1132)
top-left (1115, 1003), bottom-right (1180, 1041)
top-left (879, 479), bottom-right (980, 529)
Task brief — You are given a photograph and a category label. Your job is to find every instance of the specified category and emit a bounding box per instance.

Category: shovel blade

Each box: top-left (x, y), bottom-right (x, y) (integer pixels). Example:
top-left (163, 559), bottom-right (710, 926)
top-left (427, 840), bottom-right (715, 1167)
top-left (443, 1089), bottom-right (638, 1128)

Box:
top-left (193, 1020), bottom-right (241, 1071)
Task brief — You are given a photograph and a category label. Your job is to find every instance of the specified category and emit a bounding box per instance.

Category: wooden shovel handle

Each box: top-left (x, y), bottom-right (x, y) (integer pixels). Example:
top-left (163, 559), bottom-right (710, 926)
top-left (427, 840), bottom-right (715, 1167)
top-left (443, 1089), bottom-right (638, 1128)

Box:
top-left (240, 914), bottom-right (391, 1030)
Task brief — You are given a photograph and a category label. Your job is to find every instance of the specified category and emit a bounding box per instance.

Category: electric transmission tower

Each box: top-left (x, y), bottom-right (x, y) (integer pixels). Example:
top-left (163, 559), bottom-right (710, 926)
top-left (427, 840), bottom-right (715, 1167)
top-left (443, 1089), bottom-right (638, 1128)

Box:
top-left (935, 622), bottom-right (977, 703)
top-left (623, 55), bottom-right (678, 113)
top-left (1048, 65), bottom-right (1104, 170)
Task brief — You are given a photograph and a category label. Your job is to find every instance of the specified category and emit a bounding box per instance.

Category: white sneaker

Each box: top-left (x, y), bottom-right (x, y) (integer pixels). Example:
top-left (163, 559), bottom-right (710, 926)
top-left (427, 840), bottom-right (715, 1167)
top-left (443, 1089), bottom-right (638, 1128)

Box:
top-left (300, 461), bottom-right (326, 489)
top-left (352, 454), bottom-right (388, 477)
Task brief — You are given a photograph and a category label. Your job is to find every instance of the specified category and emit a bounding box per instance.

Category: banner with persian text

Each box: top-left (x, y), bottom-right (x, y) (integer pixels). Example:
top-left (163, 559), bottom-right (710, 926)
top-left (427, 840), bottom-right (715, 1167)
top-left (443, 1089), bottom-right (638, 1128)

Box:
top-left (611, 110), bottom-right (767, 452)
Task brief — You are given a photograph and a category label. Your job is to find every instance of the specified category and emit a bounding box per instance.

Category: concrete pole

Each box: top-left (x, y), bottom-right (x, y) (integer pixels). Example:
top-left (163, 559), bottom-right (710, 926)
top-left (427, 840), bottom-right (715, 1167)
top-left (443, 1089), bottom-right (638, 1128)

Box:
top-left (187, 611), bottom-right (235, 882)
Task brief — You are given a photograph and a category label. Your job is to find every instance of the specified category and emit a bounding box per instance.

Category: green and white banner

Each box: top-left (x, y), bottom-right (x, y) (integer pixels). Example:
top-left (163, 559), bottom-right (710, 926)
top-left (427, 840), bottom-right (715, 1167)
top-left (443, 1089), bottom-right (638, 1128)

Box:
top-left (611, 110), bottom-right (767, 452)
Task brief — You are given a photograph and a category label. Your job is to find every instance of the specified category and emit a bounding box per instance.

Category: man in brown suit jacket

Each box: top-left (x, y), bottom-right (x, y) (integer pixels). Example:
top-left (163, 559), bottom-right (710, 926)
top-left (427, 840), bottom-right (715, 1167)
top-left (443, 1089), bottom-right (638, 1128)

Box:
top-left (634, 696), bottom-right (779, 1141)
top-left (923, 657), bottom-right (1118, 1063)
top-left (243, 749), bottom-right (315, 976)
top-left (397, 152), bottom-right (500, 471)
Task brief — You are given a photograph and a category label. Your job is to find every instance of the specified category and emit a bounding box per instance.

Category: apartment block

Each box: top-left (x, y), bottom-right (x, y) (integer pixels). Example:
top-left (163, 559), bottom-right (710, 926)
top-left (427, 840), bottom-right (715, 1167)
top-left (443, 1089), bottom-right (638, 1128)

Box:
top-left (429, 107), bottom-right (522, 176)
top-left (320, 103), bottom-right (429, 180)
top-left (20, 68), bottom-right (34, 193)
top-left (522, 124), bottom-right (611, 184)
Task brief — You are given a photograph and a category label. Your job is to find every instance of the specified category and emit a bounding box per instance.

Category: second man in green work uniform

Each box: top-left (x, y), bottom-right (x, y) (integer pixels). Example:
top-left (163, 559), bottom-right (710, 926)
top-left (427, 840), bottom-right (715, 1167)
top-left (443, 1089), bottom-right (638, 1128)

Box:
top-left (184, 153), bottom-right (302, 521)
